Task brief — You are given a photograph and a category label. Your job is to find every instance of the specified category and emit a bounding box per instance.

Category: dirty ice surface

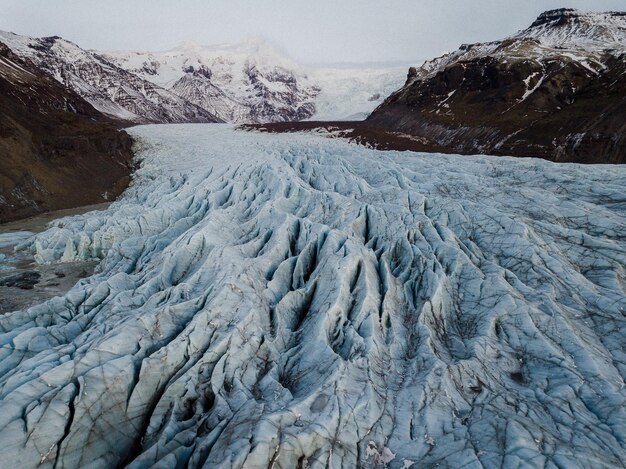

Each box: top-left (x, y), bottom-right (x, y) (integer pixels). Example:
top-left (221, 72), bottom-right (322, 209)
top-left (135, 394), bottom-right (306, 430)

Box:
top-left (0, 124), bottom-right (625, 468)
top-left (0, 205), bottom-right (109, 314)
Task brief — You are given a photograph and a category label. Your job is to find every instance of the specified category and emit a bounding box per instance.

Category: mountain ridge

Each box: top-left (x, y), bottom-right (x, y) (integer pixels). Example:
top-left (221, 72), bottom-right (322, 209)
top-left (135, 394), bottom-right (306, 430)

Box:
top-left (366, 9), bottom-right (626, 163)
top-left (103, 39), bottom-right (326, 123)
top-left (0, 31), bottom-right (404, 124)
top-left (0, 31), bottom-right (222, 124)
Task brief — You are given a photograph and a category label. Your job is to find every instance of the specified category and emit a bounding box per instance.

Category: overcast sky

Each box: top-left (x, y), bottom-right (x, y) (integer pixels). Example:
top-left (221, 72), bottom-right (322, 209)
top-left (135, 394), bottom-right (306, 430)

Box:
top-left (0, 1), bottom-right (623, 64)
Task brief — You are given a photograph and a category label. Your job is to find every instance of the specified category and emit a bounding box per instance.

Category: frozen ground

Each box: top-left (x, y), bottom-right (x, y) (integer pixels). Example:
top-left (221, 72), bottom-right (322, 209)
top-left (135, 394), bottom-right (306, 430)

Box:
top-left (0, 124), bottom-right (625, 468)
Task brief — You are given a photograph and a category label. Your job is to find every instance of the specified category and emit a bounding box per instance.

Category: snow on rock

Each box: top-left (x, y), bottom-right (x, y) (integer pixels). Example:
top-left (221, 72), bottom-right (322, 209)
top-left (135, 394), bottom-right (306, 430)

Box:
top-left (104, 39), bottom-right (319, 124)
top-left (0, 125), bottom-right (625, 468)
top-left (410, 9), bottom-right (626, 83)
top-left (0, 31), bottom-right (220, 124)
top-left (104, 40), bottom-right (407, 123)
top-left (518, 8), bottom-right (626, 50)
top-left (0, 30), bottom-right (407, 124)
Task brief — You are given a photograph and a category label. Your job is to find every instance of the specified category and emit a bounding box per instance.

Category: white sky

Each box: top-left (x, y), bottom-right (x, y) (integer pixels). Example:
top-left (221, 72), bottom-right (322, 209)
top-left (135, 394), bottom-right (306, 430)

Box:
top-left (0, 1), bottom-right (623, 64)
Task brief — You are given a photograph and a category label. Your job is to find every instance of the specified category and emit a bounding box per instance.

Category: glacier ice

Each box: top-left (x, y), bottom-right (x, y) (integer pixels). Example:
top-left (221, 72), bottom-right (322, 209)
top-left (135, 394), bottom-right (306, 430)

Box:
top-left (0, 125), bottom-right (625, 468)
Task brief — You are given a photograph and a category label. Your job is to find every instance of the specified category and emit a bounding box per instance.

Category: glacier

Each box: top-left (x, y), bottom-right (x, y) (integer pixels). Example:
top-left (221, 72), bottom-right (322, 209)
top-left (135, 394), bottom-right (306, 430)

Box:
top-left (306, 66), bottom-right (407, 121)
top-left (0, 124), bottom-right (625, 468)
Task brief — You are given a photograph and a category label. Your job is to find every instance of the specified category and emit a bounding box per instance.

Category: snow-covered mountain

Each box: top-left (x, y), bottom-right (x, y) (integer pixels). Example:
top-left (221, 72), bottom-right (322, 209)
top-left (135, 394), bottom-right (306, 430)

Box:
top-left (0, 31), bottom-right (221, 124)
top-left (1, 124), bottom-right (625, 467)
top-left (103, 39), bottom-right (319, 123)
top-left (104, 40), bottom-right (406, 123)
top-left (0, 31), bottom-right (404, 124)
top-left (368, 9), bottom-right (626, 163)
top-left (518, 8), bottom-right (626, 49)
top-left (409, 9), bottom-right (625, 81)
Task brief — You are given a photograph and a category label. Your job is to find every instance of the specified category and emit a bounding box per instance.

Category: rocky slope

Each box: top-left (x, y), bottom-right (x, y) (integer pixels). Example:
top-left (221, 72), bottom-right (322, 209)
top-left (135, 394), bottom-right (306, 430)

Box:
top-left (0, 125), bottom-right (624, 467)
top-left (368, 9), bottom-right (626, 163)
top-left (0, 42), bottom-right (133, 222)
top-left (0, 32), bottom-right (221, 124)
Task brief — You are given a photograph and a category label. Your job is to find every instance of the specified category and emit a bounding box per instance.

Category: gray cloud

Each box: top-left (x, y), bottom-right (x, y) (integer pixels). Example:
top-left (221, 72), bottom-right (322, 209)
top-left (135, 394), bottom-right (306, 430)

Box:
top-left (0, 0), bottom-right (623, 64)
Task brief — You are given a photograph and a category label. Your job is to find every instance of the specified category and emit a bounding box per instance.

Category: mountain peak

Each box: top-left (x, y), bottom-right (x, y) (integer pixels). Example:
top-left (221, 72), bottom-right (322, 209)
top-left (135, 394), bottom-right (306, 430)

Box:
top-left (516, 9), bottom-right (626, 49)
top-left (171, 36), bottom-right (276, 54)
top-left (176, 39), bottom-right (202, 51)
top-left (242, 35), bottom-right (271, 49)
top-left (530, 8), bottom-right (582, 27)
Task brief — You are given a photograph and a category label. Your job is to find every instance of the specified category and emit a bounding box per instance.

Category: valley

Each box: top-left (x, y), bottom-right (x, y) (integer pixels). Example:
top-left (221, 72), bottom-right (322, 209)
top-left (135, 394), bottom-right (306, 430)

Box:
top-left (0, 6), bottom-right (625, 469)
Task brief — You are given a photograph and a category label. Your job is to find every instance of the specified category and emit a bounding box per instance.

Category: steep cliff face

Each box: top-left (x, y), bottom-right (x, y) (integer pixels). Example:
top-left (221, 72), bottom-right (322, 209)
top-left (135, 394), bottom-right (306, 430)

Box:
top-left (168, 60), bottom-right (317, 123)
top-left (368, 9), bottom-right (626, 163)
top-left (0, 43), bottom-right (134, 222)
